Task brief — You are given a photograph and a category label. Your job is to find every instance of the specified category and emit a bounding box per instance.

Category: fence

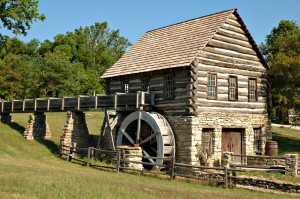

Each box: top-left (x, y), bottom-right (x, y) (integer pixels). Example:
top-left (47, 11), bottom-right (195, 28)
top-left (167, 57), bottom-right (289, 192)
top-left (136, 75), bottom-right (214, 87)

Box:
top-left (59, 145), bottom-right (241, 189)
top-left (59, 146), bottom-right (300, 193)
top-left (230, 154), bottom-right (286, 173)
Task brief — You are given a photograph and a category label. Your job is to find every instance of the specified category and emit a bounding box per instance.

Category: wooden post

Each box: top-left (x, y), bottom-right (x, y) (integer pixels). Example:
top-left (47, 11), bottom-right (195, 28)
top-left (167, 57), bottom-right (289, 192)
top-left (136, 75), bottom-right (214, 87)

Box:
top-left (67, 145), bottom-right (72, 161)
top-left (72, 142), bottom-right (77, 160)
top-left (114, 94), bottom-right (117, 110)
top-left (47, 98), bottom-right (50, 111)
top-left (1, 100), bottom-right (3, 112)
top-left (91, 147), bottom-right (94, 166)
top-left (11, 100), bottom-right (14, 112)
top-left (136, 111), bottom-right (141, 144)
top-left (97, 117), bottom-right (106, 149)
top-left (95, 95), bottom-right (98, 109)
top-left (170, 151), bottom-right (176, 180)
top-left (77, 96), bottom-right (80, 110)
top-left (232, 165), bottom-right (237, 186)
top-left (224, 167), bottom-right (228, 189)
top-left (87, 147), bottom-right (91, 167)
top-left (122, 149), bottom-right (125, 168)
top-left (105, 110), bottom-right (115, 151)
top-left (62, 97), bottom-right (64, 110)
top-left (116, 150), bottom-right (121, 174)
top-left (34, 99), bottom-right (37, 111)
top-left (22, 100), bottom-right (25, 112)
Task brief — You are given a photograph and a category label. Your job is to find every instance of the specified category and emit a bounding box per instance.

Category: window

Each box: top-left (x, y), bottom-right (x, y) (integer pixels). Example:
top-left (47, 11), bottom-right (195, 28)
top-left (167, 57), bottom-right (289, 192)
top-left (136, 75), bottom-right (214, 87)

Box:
top-left (249, 78), bottom-right (257, 101)
top-left (121, 80), bottom-right (129, 93)
top-left (164, 73), bottom-right (174, 99)
top-left (141, 78), bottom-right (150, 92)
top-left (253, 128), bottom-right (261, 153)
top-left (207, 74), bottom-right (217, 99)
top-left (228, 76), bottom-right (238, 100)
top-left (202, 128), bottom-right (214, 156)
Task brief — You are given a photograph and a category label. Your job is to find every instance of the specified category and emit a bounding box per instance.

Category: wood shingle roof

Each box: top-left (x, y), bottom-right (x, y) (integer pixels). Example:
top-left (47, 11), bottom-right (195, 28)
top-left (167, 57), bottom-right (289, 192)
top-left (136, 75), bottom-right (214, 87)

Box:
top-left (102, 9), bottom-right (257, 78)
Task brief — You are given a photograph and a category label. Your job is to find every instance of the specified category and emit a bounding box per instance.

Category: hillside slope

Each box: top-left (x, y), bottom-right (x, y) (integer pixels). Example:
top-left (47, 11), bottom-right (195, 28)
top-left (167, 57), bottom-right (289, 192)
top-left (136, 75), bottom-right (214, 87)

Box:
top-left (0, 112), bottom-right (296, 199)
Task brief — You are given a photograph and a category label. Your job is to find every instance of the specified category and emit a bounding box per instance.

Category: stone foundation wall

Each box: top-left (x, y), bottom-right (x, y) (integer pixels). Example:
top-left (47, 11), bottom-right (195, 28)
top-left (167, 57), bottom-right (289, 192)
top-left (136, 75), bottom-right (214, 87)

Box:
top-left (246, 157), bottom-right (285, 166)
top-left (59, 111), bottom-right (89, 152)
top-left (23, 112), bottom-right (51, 140)
top-left (285, 154), bottom-right (298, 177)
top-left (236, 177), bottom-right (300, 193)
top-left (165, 112), bottom-right (270, 166)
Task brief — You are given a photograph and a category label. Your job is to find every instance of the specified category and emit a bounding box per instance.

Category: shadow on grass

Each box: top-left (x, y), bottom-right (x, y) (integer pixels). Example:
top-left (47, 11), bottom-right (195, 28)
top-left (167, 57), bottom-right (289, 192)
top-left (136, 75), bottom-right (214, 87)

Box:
top-left (272, 132), bottom-right (300, 155)
top-left (7, 122), bottom-right (25, 134)
top-left (38, 139), bottom-right (59, 155)
top-left (5, 121), bottom-right (59, 155)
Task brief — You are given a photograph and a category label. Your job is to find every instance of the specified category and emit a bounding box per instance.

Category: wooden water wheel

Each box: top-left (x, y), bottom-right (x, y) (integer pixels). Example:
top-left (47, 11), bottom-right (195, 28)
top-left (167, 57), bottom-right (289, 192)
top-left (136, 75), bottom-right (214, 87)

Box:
top-left (116, 111), bottom-right (175, 169)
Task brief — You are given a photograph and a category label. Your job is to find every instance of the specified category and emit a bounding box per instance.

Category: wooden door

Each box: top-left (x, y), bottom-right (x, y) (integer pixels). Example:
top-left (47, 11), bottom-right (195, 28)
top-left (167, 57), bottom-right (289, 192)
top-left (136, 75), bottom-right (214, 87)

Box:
top-left (222, 129), bottom-right (242, 163)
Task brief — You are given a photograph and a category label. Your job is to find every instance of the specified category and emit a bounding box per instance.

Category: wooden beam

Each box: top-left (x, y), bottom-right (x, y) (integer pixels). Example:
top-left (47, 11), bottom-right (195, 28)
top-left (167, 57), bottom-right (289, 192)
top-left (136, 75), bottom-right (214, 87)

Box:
top-left (202, 46), bottom-right (260, 62)
top-left (218, 28), bottom-right (248, 42)
top-left (208, 39), bottom-right (256, 55)
top-left (213, 34), bottom-right (252, 49)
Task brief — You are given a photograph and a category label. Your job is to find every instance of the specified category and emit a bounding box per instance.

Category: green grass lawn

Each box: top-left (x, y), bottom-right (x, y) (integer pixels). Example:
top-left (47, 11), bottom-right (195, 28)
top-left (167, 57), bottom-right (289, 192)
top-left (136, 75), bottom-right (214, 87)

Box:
top-left (0, 112), bottom-right (299, 199)
top-left (272, 126), bottom-right (300, 156)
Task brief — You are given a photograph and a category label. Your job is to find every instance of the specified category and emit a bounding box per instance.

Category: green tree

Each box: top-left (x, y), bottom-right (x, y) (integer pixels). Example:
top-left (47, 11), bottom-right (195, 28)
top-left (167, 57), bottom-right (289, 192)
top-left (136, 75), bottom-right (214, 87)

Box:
top-left (0, 0), bottom-right (45, 38)
top-left (260, 20), bottom-right (300, 123)
top-left (0, 54), bottom-right (21, 100)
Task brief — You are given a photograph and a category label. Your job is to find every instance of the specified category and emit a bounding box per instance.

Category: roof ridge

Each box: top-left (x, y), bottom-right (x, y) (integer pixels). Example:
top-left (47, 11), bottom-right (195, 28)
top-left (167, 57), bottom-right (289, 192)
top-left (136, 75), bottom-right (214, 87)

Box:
top-left (146, 8), bottom-right (237, 33)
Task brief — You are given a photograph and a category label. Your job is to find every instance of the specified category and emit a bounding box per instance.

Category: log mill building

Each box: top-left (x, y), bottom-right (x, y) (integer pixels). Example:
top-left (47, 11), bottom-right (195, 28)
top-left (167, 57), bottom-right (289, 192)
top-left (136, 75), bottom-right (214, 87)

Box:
top-left (101, 9), bottom-right (271, 166)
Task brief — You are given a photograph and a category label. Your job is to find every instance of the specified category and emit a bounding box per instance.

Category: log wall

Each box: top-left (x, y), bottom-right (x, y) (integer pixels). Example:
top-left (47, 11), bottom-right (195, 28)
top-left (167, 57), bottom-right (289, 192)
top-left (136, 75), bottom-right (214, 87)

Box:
top-left (107, 68), bottom-right (190, 116)
top-left (189, 13), bottom-right (270, 116)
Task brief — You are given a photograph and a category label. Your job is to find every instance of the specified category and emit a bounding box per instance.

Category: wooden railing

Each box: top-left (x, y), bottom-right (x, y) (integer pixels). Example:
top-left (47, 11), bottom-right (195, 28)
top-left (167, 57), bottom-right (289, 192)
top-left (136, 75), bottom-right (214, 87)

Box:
top-left (60, 145), bottom-right (244, 189)
top-left (0, 91), bottom-right (154, 113)
top-left (230, 154), bottom-right (286, 173)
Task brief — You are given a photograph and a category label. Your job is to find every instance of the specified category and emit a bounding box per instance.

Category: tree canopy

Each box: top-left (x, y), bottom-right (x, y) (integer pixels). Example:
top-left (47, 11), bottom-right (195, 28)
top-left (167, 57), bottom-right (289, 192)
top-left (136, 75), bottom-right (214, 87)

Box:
top-left (0, 21), bottom-right (131, 100)
top-left (0, 0), bottom-right (45, 39)
top-left (260, 20), bottom-right (300, 123)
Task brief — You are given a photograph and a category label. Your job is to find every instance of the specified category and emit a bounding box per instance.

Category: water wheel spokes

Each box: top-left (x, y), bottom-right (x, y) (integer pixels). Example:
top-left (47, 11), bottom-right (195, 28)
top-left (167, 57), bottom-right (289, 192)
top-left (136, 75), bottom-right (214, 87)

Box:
top-left (117, 111), bottom-right (175, 170)
top-left (120, 129), bottom-right (155, 164)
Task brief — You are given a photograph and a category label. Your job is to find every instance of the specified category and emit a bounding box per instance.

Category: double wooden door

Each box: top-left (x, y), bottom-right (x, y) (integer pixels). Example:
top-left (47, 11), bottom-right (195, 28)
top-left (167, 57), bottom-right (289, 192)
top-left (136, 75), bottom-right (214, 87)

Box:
top-left (222, 129), bottom-right (242, 163)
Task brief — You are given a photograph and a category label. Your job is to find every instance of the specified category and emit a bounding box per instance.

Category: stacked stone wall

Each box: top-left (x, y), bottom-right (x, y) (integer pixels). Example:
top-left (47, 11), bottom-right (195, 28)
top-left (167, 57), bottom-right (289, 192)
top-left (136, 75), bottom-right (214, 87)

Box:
top-left (23, 112), bottom-right (51, 140)
top-left (165, 112), bottom-right (271, 166)
top-left (59, 111), bottom-right (89, 152)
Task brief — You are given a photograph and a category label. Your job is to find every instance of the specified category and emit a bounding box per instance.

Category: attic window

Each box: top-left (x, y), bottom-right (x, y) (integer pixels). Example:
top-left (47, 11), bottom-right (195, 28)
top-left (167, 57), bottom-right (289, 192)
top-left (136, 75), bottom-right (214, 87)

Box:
top-left (164, 73), bottom-right (174, 99)
top-left (121, 80), bottom-right (129, 93)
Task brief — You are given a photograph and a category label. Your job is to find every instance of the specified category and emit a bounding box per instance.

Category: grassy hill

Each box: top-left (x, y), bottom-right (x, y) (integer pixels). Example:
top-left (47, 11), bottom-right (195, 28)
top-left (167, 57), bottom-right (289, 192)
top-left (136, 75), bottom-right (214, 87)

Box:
top-left (0, 112), bottom-right (298, 199)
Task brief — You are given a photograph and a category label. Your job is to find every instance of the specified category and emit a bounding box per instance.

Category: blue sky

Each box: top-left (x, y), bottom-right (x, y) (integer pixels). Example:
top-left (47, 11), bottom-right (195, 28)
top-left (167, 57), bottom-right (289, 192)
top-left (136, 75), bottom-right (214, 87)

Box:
top-left (2, 0), bottom-right (300, 45)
